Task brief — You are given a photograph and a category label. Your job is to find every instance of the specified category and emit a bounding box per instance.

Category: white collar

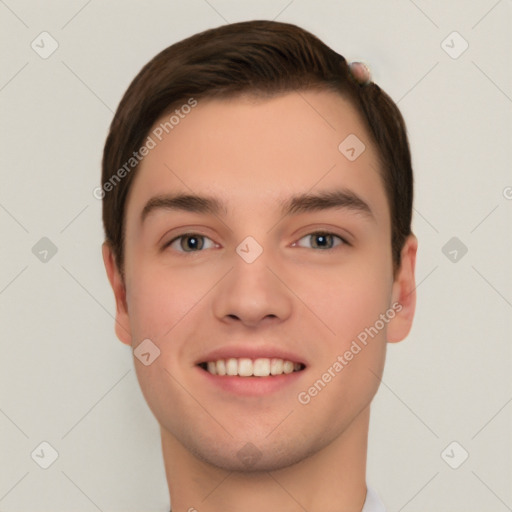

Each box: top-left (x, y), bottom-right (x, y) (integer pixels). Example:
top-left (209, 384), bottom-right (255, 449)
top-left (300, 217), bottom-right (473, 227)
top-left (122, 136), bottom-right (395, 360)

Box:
top-left (362, 486), bottom-right (386, 512)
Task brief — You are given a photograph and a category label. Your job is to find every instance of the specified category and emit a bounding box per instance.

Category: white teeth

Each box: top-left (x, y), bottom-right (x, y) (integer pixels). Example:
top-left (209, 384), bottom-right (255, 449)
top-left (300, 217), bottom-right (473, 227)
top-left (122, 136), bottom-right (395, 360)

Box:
top-left (203, 357), bottom-right (303, 377)
top-left (253, 358), bottom-right (270, 377)
top-left (207, 361), bottom-right (217, 375)
top-left (270, 358), bottom-right (283, 375)
top-left (238, 358), bottom-right (253, 377)
top-left (283, 360), bottom-right (294, 374)
top-left (226, 358), bottom-right (238, 376)
top-left (216, 359), bottom-right (226, 376)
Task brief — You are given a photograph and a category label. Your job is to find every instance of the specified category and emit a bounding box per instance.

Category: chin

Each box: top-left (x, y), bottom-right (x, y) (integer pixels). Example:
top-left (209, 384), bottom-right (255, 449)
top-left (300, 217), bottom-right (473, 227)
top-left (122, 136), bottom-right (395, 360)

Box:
top-left (193, 446), bottom-right (310, 473)
top-left (182, 431), bottom-right (325, 473)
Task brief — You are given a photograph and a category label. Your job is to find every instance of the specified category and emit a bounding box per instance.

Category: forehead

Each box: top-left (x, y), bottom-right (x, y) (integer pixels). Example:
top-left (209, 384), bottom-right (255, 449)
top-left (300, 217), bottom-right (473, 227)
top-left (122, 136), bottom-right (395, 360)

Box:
top-left (125, 90), bottom-right (388, 226)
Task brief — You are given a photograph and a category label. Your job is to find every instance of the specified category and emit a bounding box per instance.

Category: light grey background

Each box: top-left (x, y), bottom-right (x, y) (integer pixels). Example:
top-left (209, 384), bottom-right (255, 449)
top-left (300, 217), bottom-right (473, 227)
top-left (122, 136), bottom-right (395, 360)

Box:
top-left (1, 1), bottom-right (511, 511)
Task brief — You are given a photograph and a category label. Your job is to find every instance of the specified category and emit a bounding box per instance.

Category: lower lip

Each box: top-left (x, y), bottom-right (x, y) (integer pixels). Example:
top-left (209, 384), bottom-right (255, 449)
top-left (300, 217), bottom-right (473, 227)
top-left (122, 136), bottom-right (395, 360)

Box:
top-left (196, 366), bottom-right (306, 396)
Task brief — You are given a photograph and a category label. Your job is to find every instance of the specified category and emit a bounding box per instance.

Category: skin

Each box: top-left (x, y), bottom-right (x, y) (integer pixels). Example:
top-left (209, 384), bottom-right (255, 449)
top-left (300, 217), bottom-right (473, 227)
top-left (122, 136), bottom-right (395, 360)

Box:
top-left (103, 90), bottom-right (417, 512)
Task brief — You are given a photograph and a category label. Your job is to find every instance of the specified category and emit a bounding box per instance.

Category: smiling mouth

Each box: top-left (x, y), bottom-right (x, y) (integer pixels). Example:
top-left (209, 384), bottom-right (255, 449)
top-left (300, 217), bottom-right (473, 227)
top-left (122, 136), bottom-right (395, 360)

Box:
top-left (198, 357), bottom-right (306, 377)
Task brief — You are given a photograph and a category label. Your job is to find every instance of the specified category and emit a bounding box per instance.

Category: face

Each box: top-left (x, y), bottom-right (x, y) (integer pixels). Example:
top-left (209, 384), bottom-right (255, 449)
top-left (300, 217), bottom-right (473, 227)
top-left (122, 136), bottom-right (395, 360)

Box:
top-left (103, 90), bottom-right (417, 472)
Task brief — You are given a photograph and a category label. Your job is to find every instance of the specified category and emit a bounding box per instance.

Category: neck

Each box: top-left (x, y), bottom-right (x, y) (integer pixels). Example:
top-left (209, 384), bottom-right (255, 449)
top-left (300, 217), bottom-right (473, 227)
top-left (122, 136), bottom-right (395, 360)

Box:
top-left (162, 406), bottom-right (370, 512)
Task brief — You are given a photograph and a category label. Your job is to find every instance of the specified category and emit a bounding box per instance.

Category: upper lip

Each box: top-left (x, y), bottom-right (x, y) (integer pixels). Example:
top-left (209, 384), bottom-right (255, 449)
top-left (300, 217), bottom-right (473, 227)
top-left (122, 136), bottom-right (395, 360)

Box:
top-left (196, 346), bottom-right (307, 366)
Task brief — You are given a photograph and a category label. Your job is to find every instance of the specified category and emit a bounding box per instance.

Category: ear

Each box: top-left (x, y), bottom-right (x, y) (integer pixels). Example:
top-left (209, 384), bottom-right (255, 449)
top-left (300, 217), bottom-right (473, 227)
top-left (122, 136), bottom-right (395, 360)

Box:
top-left (387, 234), bottom-right (418, 343)
top-left (102, 242), bottom-right (132, 346)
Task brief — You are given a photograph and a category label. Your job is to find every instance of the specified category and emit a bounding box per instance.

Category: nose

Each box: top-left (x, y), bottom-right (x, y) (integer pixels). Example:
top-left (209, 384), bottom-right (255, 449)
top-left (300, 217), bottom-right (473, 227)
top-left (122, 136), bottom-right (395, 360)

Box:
top-left (211, 249), bottom-right (293, 328)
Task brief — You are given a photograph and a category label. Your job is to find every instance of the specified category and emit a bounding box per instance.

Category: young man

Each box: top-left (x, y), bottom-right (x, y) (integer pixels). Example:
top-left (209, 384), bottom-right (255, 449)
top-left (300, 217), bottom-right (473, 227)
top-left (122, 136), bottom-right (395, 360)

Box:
top-left (101, 20), bottom-right (417, 512)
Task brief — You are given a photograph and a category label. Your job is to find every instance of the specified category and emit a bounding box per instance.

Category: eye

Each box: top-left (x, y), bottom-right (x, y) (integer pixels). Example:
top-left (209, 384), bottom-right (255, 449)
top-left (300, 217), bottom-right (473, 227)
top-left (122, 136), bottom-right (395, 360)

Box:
top-left (293, 231), bottom-right (347, 250)
top-left (165, 233), bottom-right (217, 252)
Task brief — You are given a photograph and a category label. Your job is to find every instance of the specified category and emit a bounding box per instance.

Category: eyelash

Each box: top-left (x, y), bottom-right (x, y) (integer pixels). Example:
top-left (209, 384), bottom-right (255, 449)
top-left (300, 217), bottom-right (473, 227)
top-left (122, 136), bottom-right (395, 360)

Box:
top-left (163, 231), bottom-right (349, 253)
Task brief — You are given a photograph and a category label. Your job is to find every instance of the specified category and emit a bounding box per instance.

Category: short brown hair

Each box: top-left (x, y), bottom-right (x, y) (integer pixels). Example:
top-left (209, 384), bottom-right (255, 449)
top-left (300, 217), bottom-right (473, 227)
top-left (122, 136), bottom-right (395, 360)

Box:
top-left (101, 20), bottom-right (413, 278)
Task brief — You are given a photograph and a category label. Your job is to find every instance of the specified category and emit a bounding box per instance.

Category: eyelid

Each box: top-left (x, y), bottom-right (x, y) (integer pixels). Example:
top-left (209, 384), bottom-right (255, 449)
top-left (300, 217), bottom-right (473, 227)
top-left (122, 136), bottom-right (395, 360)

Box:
top-left (290, 224), bottom-right (354, 245)
top-left (159, 224), bottom-right (217, 246)
top-left (162, 230), bottom-right (349, 254)
top-left (292, 231), bottom-right (349, 249)
top-left (162, 231), bottom-right (218, 253)
top-left (160, 221), bottom-right (353, 252)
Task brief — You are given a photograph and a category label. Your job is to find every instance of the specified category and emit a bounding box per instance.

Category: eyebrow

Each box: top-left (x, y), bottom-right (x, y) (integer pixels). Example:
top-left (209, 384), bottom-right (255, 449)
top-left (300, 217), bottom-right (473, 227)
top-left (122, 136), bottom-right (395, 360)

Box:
top-left (140, 188), bottom-right (374, 225)
top-left (141, 194), bottom-right (227, 224)
top-left (281, 189), bottom-right (373, 219)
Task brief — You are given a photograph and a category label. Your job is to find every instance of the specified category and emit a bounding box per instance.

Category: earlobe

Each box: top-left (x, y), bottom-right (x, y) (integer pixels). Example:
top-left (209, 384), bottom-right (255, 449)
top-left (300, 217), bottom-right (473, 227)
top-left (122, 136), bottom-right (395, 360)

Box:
top-left (387, 234), bottom-right (418, 343)
top-left (102, 242), bottom-right (132, 346)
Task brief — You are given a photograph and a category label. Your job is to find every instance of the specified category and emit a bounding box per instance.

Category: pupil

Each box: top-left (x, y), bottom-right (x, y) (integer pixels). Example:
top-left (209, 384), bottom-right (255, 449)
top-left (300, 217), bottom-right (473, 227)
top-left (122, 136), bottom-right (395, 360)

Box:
top-left (184, 236), bottom-right (202, 251)
top-left (315, 234), bottom-right (331, 248)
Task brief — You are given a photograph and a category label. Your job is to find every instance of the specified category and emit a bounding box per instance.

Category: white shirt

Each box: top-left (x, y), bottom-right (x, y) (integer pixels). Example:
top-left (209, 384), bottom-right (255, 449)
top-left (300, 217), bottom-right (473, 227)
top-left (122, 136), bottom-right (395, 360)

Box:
top-left (362, 486), bottom-right (386, 512)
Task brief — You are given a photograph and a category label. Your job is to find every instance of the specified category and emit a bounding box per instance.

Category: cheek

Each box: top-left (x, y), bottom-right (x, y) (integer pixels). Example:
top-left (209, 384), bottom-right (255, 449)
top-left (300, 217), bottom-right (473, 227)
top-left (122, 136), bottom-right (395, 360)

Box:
top-left (298, 255), bottom-right (393, 345)
top-left (297, 262), bottom-right (390, 419)
top-left (125, 257), bottom-right (221, 342)
top-left (126, 265), bottom-right (206, 410)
